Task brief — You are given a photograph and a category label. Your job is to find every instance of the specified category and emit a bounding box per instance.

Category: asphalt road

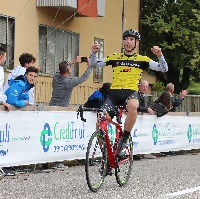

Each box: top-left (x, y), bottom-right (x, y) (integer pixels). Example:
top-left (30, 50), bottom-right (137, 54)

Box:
top-left (0, 153), bottom-right (200, 199)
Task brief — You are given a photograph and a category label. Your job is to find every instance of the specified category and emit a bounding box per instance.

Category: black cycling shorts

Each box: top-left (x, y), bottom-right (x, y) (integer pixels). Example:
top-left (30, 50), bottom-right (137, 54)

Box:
top-left (100, 89), bottom-right (138, 118)
top-left (108, 89), bottom-right (138, 109)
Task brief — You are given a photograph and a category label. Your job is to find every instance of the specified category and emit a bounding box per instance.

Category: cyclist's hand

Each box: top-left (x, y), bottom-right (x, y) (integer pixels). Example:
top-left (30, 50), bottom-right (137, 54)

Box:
top-left (91, 44), bottom-right (100, 54)
top-left (151, 46), bottom-right (163, 57)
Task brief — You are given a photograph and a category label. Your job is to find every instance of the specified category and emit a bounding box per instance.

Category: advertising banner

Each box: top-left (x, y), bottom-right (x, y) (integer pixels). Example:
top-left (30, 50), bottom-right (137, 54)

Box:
top-left (0, 111), bottom-right (200, 167)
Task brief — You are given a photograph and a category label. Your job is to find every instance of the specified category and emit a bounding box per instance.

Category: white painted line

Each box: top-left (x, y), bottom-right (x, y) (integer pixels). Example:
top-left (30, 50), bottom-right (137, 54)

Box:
top-left (165, 186), bottom-right (200, 196)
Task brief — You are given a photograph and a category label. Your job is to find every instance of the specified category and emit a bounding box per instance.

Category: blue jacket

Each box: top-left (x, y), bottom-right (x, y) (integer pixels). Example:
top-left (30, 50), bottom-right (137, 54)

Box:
top-left (84, 90), bottom-right (107, 108)
top-left (5, 75), bottom-right (33, 107)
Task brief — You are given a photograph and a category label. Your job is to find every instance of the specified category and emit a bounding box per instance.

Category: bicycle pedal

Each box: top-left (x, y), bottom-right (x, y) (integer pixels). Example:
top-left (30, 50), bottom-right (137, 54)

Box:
top-left (105, 168), bottom-right (112, 176)
top-left (105, 171), bottom-right (112, 176)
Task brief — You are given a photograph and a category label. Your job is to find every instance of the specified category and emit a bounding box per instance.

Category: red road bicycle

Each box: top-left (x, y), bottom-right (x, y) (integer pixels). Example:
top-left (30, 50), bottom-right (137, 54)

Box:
top-left (77, 106), bottom-right (133, 192)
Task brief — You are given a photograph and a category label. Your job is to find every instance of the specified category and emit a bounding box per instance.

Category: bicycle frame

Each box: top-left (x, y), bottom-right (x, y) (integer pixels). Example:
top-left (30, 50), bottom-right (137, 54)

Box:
top-left (98, 108), bottom-right (123, 168)
top-left (77, 105), bottom-right (132, 168)
top-left (79, 105), bottom-right (133, 192)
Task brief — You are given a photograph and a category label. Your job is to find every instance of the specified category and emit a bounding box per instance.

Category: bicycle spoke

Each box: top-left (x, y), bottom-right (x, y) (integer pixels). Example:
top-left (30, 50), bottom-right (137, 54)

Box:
top-left (85, 130), bottom-right (107, 192)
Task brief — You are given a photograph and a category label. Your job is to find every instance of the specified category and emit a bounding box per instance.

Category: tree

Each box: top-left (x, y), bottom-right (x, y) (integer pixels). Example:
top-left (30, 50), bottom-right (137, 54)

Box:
top-left (140, 0), bottom-right (200, 93)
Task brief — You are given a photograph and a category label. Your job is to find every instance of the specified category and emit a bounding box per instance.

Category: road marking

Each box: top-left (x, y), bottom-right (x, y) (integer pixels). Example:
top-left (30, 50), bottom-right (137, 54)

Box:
top-left (165, 186), bottom-right (200, 196)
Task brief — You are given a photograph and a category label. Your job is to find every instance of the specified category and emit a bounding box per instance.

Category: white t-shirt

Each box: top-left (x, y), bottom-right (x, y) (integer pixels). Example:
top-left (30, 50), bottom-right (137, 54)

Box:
top-left (4, 66), bottom-right (35, 105)
top-left (0, 66), bottom-right (6, 103)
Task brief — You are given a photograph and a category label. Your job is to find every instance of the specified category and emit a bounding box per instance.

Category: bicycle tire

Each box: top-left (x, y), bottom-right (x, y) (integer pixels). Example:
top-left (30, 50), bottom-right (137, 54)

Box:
top-left (115, 136), bottom-right (133, 186)
top-left (85, 130), bottom-right (107, 192)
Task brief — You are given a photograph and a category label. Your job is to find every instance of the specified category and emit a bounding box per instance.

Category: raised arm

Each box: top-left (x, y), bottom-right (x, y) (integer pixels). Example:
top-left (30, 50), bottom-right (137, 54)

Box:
top-left (172, 89), bottom-right (188, 107)
top-left (149, 46), bottom-right (168, 73)
top-left (68, 65), bottom-right (93, 87)
top-left (69, 56), bottom-right (82, 65)
top-left (89, 44), bottom-right (106, 68)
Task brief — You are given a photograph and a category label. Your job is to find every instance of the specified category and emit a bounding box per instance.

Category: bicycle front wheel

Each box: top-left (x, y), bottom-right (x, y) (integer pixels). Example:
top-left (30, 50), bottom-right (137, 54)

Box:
top-left (115, 136), bottom-right (133, 186)
top-left (85, 130), bottom-right (107, 192)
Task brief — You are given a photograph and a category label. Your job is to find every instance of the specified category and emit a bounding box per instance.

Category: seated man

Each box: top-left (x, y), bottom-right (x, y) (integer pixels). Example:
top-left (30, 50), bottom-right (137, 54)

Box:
top-left (5, 67), bottom-right (38, 107)
top-left (137, 80), bottom-right (154, 115)
top-left (137, 80), bottom-right (155, 159)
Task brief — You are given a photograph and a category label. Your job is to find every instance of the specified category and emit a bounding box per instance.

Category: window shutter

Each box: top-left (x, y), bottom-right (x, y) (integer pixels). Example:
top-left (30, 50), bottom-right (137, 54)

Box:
top-left (46, 28), bottom-right (56, 74)
top-left (0, 16), bottom-right (7, 45)
top-left (55, 30), bottom-right (64, 72)
top-left (39, 26), bottom-right (47, 73)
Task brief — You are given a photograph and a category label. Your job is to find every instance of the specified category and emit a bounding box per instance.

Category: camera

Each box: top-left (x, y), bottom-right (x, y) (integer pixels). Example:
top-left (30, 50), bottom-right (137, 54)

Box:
top-left (81, 57), bottom-right (88, 62)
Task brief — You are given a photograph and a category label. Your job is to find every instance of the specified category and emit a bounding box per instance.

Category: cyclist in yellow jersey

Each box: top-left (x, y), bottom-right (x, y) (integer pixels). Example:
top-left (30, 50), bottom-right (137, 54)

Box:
top-left (89, 29), bottom-right (168, 156)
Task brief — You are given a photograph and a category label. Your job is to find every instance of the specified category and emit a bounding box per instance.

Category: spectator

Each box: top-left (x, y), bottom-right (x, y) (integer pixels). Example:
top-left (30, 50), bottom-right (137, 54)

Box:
top-left (150, 91), bottom-right (172, 117)
top-left (137, 80), bottom-right (154, 115)
top-left (5, 67), bottom-right (38, 107)
top-left (84, 82), bottom-right (111, 108)
top-left (49, 57), bottom-right (95, 168)
top-left (137, 80), bottom-right (156, 159)
top-left (161, 83), bottom-right (188, 156)
top-left (166, 83), bottom-right (188, 112)
top-left (49, 57), bottom-right (94, 107)
top-left (0, 47), bottom-right (10, 111)
top-left (4, 53), bottom-right (38, 105)
top-left (84, 82), bottom-right (112, 138)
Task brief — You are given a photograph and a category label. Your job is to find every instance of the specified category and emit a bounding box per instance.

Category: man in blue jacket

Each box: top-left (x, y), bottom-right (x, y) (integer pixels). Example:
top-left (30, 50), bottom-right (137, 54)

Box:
top-left (5, 66), bottom-right (38, 107)
top-left (84, 82), bottom-right (111, 108)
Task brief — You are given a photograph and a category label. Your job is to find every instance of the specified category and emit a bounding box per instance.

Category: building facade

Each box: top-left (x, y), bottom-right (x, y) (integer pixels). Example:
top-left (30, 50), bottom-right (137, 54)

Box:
top-left (0, 0), bottom-right (155, 105)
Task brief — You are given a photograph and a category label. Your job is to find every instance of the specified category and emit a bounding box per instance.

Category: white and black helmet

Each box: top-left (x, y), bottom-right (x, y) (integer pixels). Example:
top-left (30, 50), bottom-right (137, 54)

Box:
top-left (122, 29), bottom-right (140, 41)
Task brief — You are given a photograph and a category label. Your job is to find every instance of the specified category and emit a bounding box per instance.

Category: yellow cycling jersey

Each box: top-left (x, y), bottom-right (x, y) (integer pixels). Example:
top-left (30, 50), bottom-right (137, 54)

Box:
top-left (105, 53), bottom-right (152, 90)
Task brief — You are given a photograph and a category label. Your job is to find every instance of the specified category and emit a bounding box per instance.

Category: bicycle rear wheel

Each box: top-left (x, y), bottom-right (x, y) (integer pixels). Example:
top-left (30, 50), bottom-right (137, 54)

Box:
top-left (115, 136), bottom-right (133, 186)
top-left (85, 130), bottom-right (107, 192)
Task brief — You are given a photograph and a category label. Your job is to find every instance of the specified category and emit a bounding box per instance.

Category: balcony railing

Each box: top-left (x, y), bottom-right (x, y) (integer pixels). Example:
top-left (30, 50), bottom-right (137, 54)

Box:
top-left (36, 0), bottom-right (77, 11)
top-left (36, 0), bottom-right (105, 17)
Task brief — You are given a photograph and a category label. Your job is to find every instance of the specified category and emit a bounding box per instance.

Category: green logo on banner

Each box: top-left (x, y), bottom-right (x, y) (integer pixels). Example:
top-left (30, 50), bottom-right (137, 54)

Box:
top-left (40, 123), bottom-right (52, 152)
top-left (152, 124), bottom-right (159, 145)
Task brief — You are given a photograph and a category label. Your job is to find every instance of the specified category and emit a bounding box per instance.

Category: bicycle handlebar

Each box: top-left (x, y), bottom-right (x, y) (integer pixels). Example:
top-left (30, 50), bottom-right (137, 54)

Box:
top-left (77, 105), bottom-right (123, 124)
top-left (77, 106), bottom-right (104, 122)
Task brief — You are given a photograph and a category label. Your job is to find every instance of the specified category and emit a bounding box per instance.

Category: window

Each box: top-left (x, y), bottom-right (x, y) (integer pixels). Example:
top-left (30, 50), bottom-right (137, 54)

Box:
top-left (0, 15), bottom-right (15, 69)
top-left (93, 37), bottom-right (104, 82)
top-left (39, 25), bottom-right (79, 76)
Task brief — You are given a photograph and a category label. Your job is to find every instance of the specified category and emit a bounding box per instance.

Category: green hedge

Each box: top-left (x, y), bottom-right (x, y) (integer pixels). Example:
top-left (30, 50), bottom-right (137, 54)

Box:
top-left (188, 88), bottom-right (200, 95)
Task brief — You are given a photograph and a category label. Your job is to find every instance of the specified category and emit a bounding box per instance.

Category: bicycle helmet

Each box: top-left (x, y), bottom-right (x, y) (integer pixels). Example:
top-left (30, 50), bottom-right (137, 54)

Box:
top-left (122, 29), bottom-right (140, 41)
